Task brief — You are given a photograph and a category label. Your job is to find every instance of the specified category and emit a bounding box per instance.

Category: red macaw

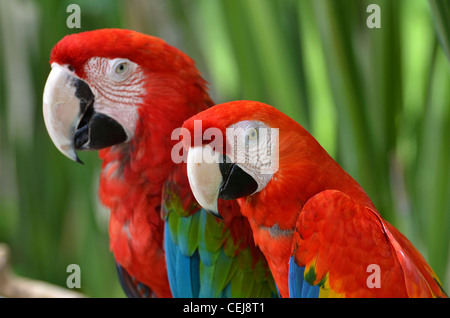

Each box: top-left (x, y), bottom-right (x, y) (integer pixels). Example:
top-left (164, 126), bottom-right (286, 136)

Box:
top-left (183, 100), bottom-right (448, 298)
top-left (42, 29), bottom-right (276, 298)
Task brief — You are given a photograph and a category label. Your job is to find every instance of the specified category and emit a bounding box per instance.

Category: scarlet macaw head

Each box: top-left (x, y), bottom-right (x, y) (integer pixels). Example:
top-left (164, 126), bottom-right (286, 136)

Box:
top-left (43, 28), bottom-right (210, 163)
top-left (182, 100), bottom-right (303, 218)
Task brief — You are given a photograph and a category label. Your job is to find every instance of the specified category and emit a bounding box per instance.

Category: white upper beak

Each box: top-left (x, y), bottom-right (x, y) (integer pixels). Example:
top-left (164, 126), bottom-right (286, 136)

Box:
top-left (186, 145), bottom-right (223, 216)
top-left (42, 63), bottom-right (81, 162)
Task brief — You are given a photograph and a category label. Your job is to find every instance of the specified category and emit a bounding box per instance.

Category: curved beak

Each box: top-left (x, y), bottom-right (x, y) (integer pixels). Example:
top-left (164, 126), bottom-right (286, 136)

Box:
top-left (186, 145), bottom-right (258, 218)
top-left (43, 63), bottom-right (127, 163)
top-left (43, 64), bottom-right (84, 162)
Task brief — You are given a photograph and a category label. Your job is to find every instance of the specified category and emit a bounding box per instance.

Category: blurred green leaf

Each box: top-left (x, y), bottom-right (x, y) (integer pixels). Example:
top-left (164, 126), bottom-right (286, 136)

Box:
top-left (429, 0), bottom-right (450, 60)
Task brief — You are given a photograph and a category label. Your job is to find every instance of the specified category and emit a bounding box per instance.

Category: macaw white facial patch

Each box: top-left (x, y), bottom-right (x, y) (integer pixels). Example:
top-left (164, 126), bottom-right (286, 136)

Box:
top-left (83, 57), bottom-right (146, 141)
top-left (225, 121), bottom-right (279, 193)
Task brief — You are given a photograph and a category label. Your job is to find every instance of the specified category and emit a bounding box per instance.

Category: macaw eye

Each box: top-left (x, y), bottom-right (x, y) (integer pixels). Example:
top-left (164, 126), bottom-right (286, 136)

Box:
top-left (109, 59), bottom-right (134, 82)
top-left (247, 128), bottom-right (258, 141)
top-left (115, 62), bottom-right (128, 74)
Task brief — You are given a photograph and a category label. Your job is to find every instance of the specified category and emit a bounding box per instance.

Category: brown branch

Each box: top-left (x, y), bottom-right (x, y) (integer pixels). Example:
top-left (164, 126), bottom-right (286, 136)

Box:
top-left (0, 243), bottom-right (85, 298)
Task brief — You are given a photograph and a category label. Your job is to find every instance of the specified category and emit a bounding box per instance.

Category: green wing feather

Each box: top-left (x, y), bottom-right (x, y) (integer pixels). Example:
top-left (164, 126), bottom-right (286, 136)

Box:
top-left (163, 165), bottom-right (277, 298)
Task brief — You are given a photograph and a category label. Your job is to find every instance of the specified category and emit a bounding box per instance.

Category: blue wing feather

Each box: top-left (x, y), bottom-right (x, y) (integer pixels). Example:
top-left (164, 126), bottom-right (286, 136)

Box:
top-left (162, 167), bottom-right (277, 298)
top-left (175, 248), bottom-right (200, 297)
top-left (288, 255), bottom-right (320, 298)
top-left (164, 218), bottom-right (201, 297)
top-left (115, 261), bottom-right (152, 298)
top-left (164, 219), bottom-right (178, 296)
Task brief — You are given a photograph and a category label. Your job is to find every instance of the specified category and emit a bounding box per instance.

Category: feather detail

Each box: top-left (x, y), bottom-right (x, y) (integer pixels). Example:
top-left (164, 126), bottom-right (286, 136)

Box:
top-left (115, 262), bottom-right (153, 298)
top-left (163, 165), bottom-right (277, 298)
top-left (292, 190), bottom-right (447, 297)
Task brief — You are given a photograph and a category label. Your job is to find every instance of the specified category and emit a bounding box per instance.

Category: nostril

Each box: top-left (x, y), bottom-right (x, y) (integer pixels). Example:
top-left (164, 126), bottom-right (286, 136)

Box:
top-left (68, 65), bottom-right (74, 72)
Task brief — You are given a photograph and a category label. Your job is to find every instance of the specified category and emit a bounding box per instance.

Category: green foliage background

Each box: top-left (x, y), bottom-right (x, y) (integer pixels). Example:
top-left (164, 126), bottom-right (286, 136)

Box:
top-left (0, 0), bottom-right (448, 297)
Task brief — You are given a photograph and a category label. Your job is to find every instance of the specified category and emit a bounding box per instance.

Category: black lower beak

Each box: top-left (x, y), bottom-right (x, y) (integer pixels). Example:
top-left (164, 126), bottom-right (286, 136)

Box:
top-left (74, 112), bottom-right (127, 151)
top-left (73, 79), bottom-right (127, 153)
top-left (218, 158), bottom-right (258, 201)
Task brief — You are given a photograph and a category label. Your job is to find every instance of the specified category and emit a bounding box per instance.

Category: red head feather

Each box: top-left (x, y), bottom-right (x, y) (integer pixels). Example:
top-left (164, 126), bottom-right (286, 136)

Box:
top-left (50, 29), bottom-right (196, 78)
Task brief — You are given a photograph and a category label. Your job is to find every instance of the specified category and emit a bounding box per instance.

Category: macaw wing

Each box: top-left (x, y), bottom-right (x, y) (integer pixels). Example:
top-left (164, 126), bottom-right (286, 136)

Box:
top-left (115, 261), bottom-right (154, 298)
top-left (382, 221), bottom-right (447, 297)
top-left (289, 190), bottom-right (447, 298)
top-left (162, 164), bottom-right (278, 298)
